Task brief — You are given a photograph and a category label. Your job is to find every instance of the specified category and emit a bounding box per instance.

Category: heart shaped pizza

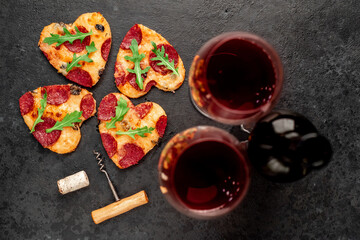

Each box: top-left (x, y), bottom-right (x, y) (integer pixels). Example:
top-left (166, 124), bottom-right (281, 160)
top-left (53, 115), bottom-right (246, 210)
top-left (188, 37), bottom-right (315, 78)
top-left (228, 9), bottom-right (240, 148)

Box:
top-left (19, 84), bottom-right (96, 154)
top-left (39, 12), bottom-right (111, 88)
top-left (98, 93), bottom-right (167, 169)
top-left (114, 24), bottom-right (185, 98)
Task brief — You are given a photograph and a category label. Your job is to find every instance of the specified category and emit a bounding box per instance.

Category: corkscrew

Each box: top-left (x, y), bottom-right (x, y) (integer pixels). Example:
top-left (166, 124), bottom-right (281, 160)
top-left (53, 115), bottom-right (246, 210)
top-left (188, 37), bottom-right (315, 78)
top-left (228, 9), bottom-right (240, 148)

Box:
top-left (93, 150), bottom-right (120, 201)
top-left (91, 150), bottom-right (149, 224)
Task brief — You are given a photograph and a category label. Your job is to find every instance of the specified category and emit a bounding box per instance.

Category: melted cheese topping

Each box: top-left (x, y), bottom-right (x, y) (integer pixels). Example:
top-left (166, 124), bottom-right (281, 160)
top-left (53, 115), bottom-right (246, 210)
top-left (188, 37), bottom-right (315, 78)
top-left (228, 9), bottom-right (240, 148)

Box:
top-left (99, 93), bottom-right (166, 169)
top-left (115, 24), bottom-right (185, 98)
top-left (39, 12), bottom-right (111, 87)
top-left (22, 85), bottom-right (96, 154)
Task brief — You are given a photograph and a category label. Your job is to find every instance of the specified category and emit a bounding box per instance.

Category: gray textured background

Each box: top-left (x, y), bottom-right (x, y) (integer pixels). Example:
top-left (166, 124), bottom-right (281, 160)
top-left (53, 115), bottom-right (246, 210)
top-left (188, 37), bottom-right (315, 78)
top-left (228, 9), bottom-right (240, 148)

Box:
top-left (0, 0), bottom-right (359, 239)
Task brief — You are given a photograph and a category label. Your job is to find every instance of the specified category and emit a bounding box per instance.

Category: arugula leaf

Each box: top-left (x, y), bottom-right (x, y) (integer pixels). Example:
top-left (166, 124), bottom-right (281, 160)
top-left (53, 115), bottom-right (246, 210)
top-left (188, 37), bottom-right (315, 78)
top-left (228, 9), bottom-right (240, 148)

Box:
top-left (106, 98), bottom-right (129, 129)
top-left (46, 111), bottom-right (82, 133)
top-left (85, 41), bottom-right (97, 54)
top-left (66, 41), bottom-right (97, 72)
top-left (124, 39), bottom-right (150, 89)
top-left (116, 126), bottom-right (154, 139)
top-left (66, 53), bottom-right (93, 72)
top-left (43, 26), bottom-right (93, 46)
top-left (30, 90), bottom-right (47, 133)
top-left (150, 41), bottom-right (179, 76)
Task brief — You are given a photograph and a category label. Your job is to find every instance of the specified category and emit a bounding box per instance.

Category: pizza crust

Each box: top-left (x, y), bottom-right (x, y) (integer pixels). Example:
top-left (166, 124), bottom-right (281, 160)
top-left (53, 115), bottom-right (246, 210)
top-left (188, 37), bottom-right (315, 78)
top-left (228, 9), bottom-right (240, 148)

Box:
top-left (49, 127), bottom-right (81, 154)
top-left (39, 12), bottom-right (111, 87)
top-left (114, 24), bottom-right (185, 98)
top-left (21, 85), bottom-right (96, 154)
top-left (99, 93), bottom-right (167, 169)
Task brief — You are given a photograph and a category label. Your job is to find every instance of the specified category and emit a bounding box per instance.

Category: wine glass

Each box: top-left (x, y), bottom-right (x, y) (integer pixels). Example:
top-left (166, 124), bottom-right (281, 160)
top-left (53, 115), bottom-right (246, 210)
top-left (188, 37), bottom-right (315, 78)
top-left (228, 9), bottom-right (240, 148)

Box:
top-left (189, 32), bottom-right (283, 127)
top-left (158, 126), bottom-right (250, 219)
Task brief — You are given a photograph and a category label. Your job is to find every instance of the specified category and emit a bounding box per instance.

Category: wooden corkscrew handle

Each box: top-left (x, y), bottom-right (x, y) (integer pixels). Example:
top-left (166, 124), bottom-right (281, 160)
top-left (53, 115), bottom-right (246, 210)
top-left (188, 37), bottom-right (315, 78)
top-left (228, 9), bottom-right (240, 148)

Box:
top-left (91, 190), bottom-right (149, 224)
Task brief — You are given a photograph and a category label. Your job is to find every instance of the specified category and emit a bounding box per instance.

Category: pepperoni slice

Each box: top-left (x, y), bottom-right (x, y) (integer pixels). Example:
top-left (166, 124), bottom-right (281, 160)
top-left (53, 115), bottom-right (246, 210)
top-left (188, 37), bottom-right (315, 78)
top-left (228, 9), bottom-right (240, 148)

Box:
top-left (101, 133), bottom-right (118, 158)
top-left (42, 51), bottom-right (50, 61)
top-left (98, 94), bottom-right (118, 121)
top-left (32, 117), bottom-right (61, 147)
top-left (126, 73), bottom-right (148, 91)
top-left (80, 94), bottom-right (95, 119)
top-left (149, 44), bottom-right (179, 75)
top-left (156, 115), bottom-right (167, 137)
top-left (114, 62), bottom-right (126, 86)
top-left (64, 26), bottom-right (91, 53)
top-left (42, 85), bottom-right (70, 105)
top-left (144, 80), bottom-right (156, 92)
top-left (66, 68), bottom-right (93, 88)
top-left (19, 92), bottom-right (34, 116)
top-left (101, 38), bottom-right (111, 61)
top-left (119, 143), bottom-right (145, 168)
top-left (120, 24), bottom-right (142, 50)
top-left (134, 102), bottom-right (153, 119)
top-left (116, 71), bottom-right (154, 92)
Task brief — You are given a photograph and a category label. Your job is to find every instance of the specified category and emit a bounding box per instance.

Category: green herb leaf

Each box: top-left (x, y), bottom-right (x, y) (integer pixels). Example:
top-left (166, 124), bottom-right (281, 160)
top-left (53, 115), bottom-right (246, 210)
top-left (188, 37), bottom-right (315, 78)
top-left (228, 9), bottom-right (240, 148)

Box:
top-left (45, 111), bottom-right (82, 133)
top-left (124, 39), bottom-right (150, 89)
top-left (150, 41), bottom-right (179, 76)
top-left (66, 42), bottom-right (97, 72)
top-left (116, 126), bottom-right (154, 139)
top-left (85, 41), bottom-right (97, 54)
top-left (106, 98), bottom-right (130, 129)
top-left (30, 90), bottom-right (47, 133)
top-left (43, 26), bottom-right (93, 47)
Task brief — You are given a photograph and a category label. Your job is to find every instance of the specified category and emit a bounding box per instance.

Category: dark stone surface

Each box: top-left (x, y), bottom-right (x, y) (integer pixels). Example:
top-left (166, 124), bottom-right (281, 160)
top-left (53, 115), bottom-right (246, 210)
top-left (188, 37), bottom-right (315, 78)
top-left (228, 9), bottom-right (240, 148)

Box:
top-left (0, 0), bottom-right (359, 239)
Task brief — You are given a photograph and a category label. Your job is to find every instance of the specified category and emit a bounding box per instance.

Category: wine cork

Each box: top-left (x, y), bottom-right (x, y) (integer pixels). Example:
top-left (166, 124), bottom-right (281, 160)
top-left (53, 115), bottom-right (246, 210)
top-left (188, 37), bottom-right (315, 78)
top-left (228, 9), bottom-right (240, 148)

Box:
top-left (57, 170), bottom-right (90, 195)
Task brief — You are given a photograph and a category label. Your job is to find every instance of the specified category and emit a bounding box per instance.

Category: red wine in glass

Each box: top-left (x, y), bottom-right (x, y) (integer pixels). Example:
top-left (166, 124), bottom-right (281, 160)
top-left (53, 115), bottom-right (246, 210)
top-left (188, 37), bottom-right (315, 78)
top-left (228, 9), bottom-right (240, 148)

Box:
top-left (189, 32), bottom-right (283, 126)
top-left (174, 140), bottom-right (248, 210)
top-left (158, 126), bottom-right (250, 219)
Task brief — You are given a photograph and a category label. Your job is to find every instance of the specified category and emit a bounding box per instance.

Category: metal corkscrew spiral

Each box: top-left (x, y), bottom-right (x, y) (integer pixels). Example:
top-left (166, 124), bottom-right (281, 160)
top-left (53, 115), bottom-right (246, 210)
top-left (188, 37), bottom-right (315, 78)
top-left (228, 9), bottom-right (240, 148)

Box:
top-left (93, 150), bottom-right (106, 173)
top-left (93, 150), bottom-right (120, 201)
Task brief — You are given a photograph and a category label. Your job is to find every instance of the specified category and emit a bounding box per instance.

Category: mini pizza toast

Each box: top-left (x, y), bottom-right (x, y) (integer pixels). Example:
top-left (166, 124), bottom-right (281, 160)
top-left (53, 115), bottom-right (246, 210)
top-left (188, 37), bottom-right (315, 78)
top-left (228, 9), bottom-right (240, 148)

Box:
top-left (19, 84), bottom-right (96, 154)
top-left (98, 93), bottom-right (167, 169)
top-left (114, 24), bottom-right (185, 98)
top-left (39, 12), bottom-right (111, 88)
